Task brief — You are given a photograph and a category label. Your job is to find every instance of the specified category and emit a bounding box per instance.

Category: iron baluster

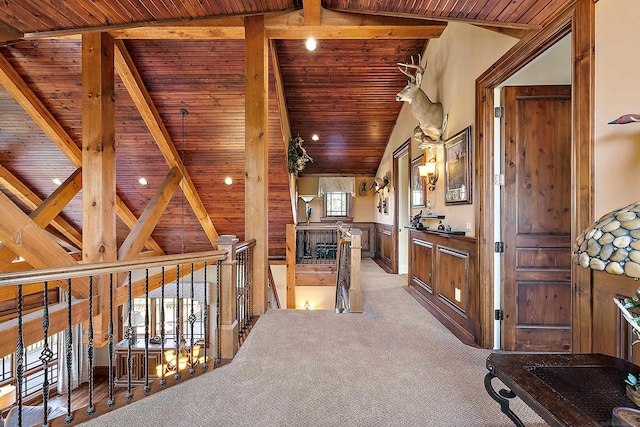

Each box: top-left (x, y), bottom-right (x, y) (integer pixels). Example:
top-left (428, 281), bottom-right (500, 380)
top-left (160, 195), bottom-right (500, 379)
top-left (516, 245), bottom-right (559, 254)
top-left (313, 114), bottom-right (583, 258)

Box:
top-left (159, 267), bottom-right (166, 386)
top-left (41, 281), bottom-right (52, 427)
top-left (107, 273), bottom-right (115, 407)
top-left (87, 275), bottom-right (95, 414)
top-left (65, 278), bottom-right (73, 423)
top-left (126, 271), bottom-right (133, 400)
top-left (175, 264), bottom-right (181, 381)
top-left (216, 260), bottom-right (221, 365)
top-left (202, 262), bottom-right (209, 371)
top-left (16, 283), bottom-right (24, 427)
top-left (144, 269), bottom-right (150, 393)
top-left (189, 263), bottom-right (195, 375)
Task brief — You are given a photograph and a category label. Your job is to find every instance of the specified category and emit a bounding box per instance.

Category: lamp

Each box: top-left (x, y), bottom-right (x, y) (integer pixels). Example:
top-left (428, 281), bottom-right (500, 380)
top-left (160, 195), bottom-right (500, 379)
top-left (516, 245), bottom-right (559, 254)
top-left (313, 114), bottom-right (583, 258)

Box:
top-left (419, 154), bottom-right (439, 191)
top-left (300, 196), bottom-right (314, 226)
top-left (0, 384), bottom-right (16, 411)
top-left (573, 201), bottom-right (640, 278)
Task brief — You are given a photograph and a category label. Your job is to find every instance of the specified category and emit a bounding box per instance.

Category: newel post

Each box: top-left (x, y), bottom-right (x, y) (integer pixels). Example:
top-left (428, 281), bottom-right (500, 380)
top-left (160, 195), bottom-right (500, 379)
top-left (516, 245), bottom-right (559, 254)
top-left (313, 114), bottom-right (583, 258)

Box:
top-left (217, 235), bottom-right (239, 359)
top-left (349, 229), bottom-right (363, 313)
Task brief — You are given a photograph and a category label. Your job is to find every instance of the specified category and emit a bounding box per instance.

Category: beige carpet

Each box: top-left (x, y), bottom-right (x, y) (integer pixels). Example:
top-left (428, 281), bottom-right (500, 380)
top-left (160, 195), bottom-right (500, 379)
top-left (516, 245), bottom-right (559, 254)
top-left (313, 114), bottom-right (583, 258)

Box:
top-left (81, 260), bottom-right (547, 427)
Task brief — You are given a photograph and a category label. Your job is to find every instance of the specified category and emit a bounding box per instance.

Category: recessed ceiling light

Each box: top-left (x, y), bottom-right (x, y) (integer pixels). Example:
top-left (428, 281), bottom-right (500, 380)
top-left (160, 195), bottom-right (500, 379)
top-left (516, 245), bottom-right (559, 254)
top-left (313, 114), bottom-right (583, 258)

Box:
top-left (224, 177), bottom-right (233, 185)
top-left (52, 178), bottom-right (62, 186)
top-left (305, 38), bottom-right (317, 51)
top-left (138, 177), bottom-right (148, 186)
top-left (311, 134), bottom-right (319, 141)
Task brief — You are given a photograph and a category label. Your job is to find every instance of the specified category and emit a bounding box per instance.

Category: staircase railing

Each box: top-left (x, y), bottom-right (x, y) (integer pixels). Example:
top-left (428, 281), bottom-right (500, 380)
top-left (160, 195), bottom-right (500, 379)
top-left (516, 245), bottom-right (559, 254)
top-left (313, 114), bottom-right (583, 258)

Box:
top-left (335, 227), bottom-right (363, 313)
top-left (267, 265), bottom-right (281, 309)
top-left (236, 239), bottom-right (255, 342)
top-left (0, 235), bottom-right (253, 426)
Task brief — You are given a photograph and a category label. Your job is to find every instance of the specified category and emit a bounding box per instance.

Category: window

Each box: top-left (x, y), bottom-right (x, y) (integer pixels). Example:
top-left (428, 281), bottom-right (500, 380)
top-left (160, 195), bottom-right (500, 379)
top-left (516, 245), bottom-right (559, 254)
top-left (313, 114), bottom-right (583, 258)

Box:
top-left (0, 337), bottom-right (58, 400)
top-left (132, 298), bottom-right (205, 341)
top-left (323, 192), bottom-right (352, 220)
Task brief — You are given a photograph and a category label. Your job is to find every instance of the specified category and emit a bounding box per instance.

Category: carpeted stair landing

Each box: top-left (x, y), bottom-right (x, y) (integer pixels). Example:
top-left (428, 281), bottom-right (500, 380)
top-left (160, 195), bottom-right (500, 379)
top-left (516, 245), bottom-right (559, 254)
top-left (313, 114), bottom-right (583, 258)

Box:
top-left (81, 260), bottom-right (547, 427)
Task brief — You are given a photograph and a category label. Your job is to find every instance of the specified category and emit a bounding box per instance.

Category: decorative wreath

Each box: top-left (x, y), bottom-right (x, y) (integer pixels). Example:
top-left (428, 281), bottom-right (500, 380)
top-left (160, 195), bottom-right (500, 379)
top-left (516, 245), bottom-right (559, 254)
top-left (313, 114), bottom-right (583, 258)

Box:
top-left (288, 135), bottom-right (313, 175)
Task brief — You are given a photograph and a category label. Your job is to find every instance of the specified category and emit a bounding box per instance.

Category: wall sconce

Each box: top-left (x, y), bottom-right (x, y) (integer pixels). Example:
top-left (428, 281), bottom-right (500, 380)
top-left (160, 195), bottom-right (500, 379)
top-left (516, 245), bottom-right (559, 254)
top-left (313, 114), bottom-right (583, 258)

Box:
top-left (419, 156), bottom-right (439, 191)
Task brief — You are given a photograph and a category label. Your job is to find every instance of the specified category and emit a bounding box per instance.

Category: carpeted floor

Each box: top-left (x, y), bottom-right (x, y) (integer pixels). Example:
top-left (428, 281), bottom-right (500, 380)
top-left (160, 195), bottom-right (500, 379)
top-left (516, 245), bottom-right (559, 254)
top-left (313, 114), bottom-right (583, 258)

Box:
top-left (81, 259), bottom-right (547, 426)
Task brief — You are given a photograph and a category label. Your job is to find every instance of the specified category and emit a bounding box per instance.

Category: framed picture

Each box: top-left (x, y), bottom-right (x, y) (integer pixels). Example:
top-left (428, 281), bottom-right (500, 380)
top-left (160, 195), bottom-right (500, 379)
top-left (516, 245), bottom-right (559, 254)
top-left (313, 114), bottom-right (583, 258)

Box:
top-left (444, 126), bottom-right (471, 205)
top-left (444, 126), bottom-right (472, 205)
top-left (411, 154), bottom-right (426, 208)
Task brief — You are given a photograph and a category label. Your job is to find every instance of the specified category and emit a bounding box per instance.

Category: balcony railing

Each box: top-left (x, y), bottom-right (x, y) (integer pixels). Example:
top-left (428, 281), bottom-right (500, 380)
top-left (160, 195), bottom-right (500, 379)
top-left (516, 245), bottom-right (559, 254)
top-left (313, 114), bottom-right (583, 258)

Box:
top-left (0, 235), bottom-right (253, 426)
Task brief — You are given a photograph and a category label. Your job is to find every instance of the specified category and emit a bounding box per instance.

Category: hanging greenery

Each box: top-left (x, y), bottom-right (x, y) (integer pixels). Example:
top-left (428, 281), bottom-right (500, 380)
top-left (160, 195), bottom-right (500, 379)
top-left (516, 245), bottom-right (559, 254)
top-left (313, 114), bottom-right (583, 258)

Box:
top-left (288, 135), bottom-right (313, 175)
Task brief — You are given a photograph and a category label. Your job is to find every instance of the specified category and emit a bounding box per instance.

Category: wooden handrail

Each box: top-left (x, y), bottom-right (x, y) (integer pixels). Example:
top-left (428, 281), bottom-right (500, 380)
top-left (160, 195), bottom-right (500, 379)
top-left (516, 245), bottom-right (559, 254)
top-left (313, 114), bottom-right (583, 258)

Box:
top-left (236, 238), bottom-right (257, 254)
top-left (0, 250), bottom-right (227, 287)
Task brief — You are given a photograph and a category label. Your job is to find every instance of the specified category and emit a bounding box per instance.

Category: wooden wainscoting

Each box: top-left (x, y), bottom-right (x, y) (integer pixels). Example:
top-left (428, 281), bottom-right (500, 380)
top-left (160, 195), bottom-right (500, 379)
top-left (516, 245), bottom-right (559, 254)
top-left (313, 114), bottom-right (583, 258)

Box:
top-left (407, 228), bottom-right (479, 347)
top-left (592, 270), bottom-right (640, 365)
top-left (373, 223), bottom-right (393, 273)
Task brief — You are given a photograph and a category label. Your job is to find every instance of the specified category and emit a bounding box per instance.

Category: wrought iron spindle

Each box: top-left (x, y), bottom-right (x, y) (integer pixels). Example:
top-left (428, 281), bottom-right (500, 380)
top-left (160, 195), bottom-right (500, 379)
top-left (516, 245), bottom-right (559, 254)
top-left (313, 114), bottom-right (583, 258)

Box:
top-left (175, 264), bottom-right (181, 381)
top-left (236, 251), bottom-right (244, 336)
top-left (16, 283), bottom-right (24, 427)
top-left (41, 281), bottom-right (52, 426)
top-left (216, 260), bottom-right (221, 365)
top-left (202, 261), bottom-right (209, 371)
top-left (65, 278), bottom-right (73, 423)
top-left (108, 273), bottom-right (115, 406)
top-left (189, 263), bottom-right (195, 375)
top-left (247, 244), bottom-right (253, 324)
top-left (126, 271), bottom-right (134, 400)
top-left (144, 269), bottom-right (150, 393)
top-left (87, 275), bottom-right (95, 414)
top-left (159, 267), bottom-right (166, 386)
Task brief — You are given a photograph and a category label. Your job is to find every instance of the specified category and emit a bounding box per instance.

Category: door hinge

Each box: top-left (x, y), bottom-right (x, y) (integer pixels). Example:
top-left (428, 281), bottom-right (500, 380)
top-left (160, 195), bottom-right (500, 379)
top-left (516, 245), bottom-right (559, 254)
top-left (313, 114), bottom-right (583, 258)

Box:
top-left (494, 309), bottom-right (504, 321)
top-left (495, 242), bottom-right (505, 253)
top-left (494, 106), bottom-right (504, 118)
top-left (494, 173), bottom-right (505, 186)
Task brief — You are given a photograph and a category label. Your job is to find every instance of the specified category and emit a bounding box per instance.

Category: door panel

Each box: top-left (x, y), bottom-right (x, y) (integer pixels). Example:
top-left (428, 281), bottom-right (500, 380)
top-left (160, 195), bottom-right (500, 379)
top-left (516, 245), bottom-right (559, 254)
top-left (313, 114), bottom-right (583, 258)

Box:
top-left (502, 85), bottom-right (572, 352)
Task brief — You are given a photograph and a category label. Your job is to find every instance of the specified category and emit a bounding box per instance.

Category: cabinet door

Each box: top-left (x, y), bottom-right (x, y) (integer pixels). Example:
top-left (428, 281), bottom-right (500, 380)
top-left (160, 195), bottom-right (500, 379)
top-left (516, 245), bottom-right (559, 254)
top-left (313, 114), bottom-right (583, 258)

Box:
top-left (142, 352), bottom-right (163, 379)
top-left (411, 238), bottom-right (434, 293)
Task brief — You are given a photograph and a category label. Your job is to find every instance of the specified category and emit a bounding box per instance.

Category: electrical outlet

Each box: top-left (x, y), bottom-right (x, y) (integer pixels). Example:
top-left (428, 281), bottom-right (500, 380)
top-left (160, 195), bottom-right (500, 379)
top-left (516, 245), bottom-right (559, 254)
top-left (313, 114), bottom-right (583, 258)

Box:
top-left (465, 221), bottom-right (472, 231)
top-left (455, 288), bottom-right (461, 302)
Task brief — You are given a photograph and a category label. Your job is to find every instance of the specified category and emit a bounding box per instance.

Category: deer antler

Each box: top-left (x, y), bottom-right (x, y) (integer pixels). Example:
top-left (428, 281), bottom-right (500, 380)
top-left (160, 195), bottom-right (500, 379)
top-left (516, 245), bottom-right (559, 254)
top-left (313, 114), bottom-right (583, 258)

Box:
top-left (397, 55), bottom-right (425, 83)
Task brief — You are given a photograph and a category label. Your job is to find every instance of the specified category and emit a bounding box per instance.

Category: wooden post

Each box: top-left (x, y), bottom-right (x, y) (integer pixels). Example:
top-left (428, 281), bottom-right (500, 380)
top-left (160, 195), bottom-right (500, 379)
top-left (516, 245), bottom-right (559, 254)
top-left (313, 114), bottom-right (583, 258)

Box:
top-left (217, 235), bottom-right (238, 359)
top-left (349, 229), bottom-right (363, 313)
top-left (82, 32), bottom-right (116, 346)
top-left (244, 15), bottom-right (269, 316)
top-left (286, 224), bottom-right (296, 309)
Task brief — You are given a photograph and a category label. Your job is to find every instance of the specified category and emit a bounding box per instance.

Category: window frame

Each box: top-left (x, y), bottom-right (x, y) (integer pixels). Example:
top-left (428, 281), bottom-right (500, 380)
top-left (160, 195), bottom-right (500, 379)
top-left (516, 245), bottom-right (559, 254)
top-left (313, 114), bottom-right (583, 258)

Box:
top-left (321, 191), bottom-right (353, 222)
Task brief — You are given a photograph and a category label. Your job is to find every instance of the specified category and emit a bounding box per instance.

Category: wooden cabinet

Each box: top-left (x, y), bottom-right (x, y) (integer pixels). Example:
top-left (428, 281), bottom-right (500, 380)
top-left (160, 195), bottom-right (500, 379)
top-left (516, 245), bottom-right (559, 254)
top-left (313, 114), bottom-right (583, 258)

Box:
top-left (407, 228), bottom-right (479, 346)
top-left (374, 223), bottom-right (394, 273)
top-left (114, 339), bottom-right (174, 387)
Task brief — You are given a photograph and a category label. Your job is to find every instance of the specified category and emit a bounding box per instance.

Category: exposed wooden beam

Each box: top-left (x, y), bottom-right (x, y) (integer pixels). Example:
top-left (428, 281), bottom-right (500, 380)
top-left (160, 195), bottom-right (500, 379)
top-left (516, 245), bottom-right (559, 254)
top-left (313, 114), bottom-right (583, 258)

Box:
top-left (303, 0), bottom-right (322, 26)
top-left (109, 17), bottom-right (244, 39)
top-left (265, 9), bottom-right (447, 39)
top-left (0, 165), bottom-right (82, 249)
top-left (0, 51), bottom-right (163, 254)
top-left (327, 7), bottom-right (541, 31)
top-left (114, 40), bottom-right (220, 248)
top-left (269, 41), bottom-right (296, 223)
top-left (0, 168), bottom-right (82, 270)
top-left (245, 16), bottom-right (269, 315)
top-left (0, 192), bottom-right (88, 298)
top-left (0, 20), bottom-right (22, 44)
top-left (118, 167), bottom-right (182, 261)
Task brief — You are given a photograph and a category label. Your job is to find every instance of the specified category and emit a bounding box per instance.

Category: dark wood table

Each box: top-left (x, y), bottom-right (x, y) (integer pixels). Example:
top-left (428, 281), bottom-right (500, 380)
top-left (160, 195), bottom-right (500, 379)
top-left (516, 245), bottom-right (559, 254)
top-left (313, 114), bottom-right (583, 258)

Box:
top-left (485, 352), bottom-right (640, 426)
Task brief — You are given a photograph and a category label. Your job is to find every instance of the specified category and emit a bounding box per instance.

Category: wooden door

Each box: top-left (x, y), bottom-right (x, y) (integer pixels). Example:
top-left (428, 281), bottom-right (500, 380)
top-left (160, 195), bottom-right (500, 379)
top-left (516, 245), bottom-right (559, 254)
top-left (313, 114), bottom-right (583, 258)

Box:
top-left (501, 85), bottom-right (572, 352)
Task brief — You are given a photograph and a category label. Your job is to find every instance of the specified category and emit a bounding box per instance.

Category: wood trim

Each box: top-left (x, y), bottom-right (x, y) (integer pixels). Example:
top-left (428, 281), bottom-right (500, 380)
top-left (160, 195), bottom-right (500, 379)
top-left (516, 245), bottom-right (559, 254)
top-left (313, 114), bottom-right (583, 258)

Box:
top-left (392, 140), bottom-right (410, 275)
top-left (373, 223), bottom-right (393, 273)
top-left (303, 0), bottom-right (322, 26)
top-left (475, 0), bottom-right (594, 349)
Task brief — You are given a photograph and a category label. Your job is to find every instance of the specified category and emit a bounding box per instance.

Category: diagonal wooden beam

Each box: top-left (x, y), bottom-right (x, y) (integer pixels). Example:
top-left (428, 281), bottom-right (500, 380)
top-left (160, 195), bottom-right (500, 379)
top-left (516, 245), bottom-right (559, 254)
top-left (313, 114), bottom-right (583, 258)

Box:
top-left (269, 40), bottom-right (296, 223)
top-left (0, 20), bottom-right (22, 44)
top-left (114, 40), bottom-right (220, 248)
top-left (118, 167), bottom-right (182, 260)
top-left (265, 8), bottom-right (447, 39)
top-left (0, 192), bottom-right (88, 298)
top-left (0, 51), bottom-right (164, 254)
top-left (0, 165), bottom-right (83, 249)
top-left (303, 0), bottom-right (322, 26)
top-left (0, 168), bottom-right (83, 270)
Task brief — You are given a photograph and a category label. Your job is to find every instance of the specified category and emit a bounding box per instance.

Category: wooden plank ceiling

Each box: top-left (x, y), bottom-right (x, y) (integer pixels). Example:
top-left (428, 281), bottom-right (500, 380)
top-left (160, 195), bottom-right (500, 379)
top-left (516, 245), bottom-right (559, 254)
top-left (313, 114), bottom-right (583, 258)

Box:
top-left (0, 0), bottom-right (570, 260)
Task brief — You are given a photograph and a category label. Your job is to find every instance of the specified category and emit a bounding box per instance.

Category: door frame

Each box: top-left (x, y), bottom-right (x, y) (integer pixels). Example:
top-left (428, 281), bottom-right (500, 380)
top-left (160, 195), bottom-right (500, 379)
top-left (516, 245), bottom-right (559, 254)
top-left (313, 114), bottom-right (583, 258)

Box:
top-left (393, 140), bottom-right (410, 275)
top-left (475, 0), bottom-right (595, 349)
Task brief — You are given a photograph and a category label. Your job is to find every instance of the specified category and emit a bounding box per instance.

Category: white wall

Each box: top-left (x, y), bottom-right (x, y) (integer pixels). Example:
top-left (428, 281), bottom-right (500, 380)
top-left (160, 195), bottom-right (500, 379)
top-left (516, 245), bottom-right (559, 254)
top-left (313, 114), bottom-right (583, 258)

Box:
top-left (595, 0), bottom-right (640, 216)
top-left (376, 22), bottom-right (518, 234)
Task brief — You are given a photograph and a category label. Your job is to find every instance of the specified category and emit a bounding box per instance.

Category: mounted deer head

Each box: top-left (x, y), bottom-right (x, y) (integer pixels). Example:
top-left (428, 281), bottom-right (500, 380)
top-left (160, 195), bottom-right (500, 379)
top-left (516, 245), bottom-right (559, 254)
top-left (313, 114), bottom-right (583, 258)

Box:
top-left (396, 55), bottom-right (447, 146)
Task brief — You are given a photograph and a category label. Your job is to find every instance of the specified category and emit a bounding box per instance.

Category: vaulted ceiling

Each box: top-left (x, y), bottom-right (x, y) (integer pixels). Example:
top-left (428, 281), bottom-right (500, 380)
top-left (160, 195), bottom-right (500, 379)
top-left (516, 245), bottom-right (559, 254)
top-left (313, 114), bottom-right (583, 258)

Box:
top-left (0, 0), bottom-right (571, 260)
